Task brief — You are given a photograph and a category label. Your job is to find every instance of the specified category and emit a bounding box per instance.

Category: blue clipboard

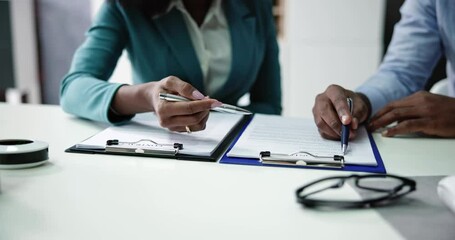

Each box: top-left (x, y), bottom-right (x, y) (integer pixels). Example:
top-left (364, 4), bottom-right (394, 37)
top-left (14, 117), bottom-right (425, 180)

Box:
top-left (219, 117), bottom-right (386, 173)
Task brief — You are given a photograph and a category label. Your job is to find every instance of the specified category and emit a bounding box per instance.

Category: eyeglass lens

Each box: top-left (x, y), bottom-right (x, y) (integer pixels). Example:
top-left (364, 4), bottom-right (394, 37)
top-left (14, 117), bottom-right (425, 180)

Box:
top-left (299, 175), bottom-right (413, 203)
top-left (357, 176), bottom-right (404, 191)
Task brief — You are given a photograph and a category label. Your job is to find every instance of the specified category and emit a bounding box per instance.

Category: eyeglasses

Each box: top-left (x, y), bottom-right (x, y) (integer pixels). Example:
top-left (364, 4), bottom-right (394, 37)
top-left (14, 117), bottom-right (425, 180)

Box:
top-left (296, 174), bottom-right (416, 208)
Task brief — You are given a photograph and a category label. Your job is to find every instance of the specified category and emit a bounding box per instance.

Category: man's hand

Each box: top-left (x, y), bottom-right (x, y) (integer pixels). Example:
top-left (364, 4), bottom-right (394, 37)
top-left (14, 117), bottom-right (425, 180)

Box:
top-left (313, 85), bottom-right (371, 140)
top-left (369, 91), bottom-right (455, 137)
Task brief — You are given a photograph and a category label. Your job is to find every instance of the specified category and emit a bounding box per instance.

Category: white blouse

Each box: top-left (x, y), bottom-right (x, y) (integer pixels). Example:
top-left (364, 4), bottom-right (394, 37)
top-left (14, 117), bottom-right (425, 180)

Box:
top-left (167, 0), bottom-right (232, 95)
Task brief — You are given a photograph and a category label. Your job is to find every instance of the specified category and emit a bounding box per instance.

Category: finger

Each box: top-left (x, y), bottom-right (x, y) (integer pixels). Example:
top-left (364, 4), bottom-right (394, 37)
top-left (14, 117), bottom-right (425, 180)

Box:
top-left (349, 117), bottom-right (360, 139)
top-left (169, 126), bottom-right (192, 133)
top-left (317, 127), bottom-right (341, 140)
top-left (169, 125), bottom-right (203, 133)
top-left (317, 121), bottom-right (357, 140)
top-left (182, 110), bottom-right (210, 129)
top-left (315, 116), bottom-right (342, 140)
top-left (369, 106), bottom-right (419, 131)
top-left (168, 126), bottom-right (187, 133)
top-left (189, 111), bottom-right (210, 132)
top-left (161, 76), bottom-right (205, 100)
top-left (347, 115), bottom-right (358, 139)
top-left (158, 98), bottom-right (220, 117)
top-left (325, 85), bottom-right (352, 125)
top-left (165, 110), bottom-right (210, 129)
top-left (371, 94), bottom-right (421, 122)
top-left (349, 129), bottom-right (357, 140)
top-left (371, 105), bottom-right (393, 123)
top-left (313, 95), bottom-right (343, 139)
top-left (351, 117), bottom-right (359, 130)
top-left (381, 118), bottom-right (427, 137)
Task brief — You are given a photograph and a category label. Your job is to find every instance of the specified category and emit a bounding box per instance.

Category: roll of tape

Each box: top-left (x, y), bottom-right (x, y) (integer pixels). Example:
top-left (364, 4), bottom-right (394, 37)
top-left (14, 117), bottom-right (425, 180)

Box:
top-left (0, 139), bottom-right (49, 169)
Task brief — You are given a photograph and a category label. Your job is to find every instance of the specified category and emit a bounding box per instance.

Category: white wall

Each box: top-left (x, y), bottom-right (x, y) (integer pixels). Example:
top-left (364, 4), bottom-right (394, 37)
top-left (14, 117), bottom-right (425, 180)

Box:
top-left (10, 0), bottom-right (40, 103)
top-left (282, 0), bottom-right (385, 118)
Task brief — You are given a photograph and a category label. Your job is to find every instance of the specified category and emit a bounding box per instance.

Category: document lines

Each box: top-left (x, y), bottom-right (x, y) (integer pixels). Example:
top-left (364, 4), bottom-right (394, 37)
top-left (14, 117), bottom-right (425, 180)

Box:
top-left (221, 114), bottom-right (386, 173)
top-left (227, 114), bottom-right (377, 165)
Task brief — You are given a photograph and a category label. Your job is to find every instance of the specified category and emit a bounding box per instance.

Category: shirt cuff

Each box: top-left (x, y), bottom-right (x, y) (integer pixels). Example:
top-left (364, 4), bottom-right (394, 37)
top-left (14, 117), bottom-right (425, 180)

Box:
top-left (355, 85), bottom-right (389, 117)
top-left (106, 83), bottom-right (135, 124)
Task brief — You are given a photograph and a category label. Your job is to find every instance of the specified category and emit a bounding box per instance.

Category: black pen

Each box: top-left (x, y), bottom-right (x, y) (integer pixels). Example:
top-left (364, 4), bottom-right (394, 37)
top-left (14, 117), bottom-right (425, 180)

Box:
top-left (341, 98), bottom-right (353, 155)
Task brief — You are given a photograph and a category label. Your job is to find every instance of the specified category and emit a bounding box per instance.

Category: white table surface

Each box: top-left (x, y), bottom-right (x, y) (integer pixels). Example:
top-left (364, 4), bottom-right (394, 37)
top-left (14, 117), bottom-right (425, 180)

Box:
top-left (1, 103), bottom-right (455, 240)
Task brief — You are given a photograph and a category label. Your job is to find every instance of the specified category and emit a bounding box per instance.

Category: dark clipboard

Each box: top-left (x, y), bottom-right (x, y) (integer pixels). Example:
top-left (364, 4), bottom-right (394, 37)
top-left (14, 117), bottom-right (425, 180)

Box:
top-left (65, 115), bottom-right (253, 162)
top-left (219, 117), bottom-right (387, 173)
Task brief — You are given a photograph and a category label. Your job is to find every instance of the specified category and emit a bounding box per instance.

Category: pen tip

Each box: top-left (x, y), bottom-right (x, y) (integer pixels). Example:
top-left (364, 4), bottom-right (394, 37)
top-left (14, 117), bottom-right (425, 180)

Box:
top-left (342, 145), bottom-right (347, 155)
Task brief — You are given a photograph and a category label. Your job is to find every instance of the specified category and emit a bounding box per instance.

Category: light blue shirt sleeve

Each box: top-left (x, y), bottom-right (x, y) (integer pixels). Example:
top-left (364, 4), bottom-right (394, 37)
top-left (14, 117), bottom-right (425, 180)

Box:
top-left (356, 0), bottom-right (442, 116)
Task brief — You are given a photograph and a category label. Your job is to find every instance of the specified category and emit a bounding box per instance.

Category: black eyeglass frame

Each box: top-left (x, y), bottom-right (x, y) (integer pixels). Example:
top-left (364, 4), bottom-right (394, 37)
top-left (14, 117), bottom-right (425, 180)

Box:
top-left (296, 174), bottom-right (417, 208)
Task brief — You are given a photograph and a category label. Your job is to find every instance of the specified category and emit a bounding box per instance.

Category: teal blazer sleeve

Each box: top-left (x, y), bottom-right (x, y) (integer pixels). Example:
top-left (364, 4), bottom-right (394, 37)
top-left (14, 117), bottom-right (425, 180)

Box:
top-left (60, 0), bottom-right (282, 124)
top-left (60, 3), bottom-right (131, 123)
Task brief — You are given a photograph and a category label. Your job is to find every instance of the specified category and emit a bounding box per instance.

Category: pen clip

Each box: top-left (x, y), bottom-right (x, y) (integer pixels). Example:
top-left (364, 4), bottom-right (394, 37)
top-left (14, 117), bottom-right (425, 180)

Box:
top-left (159, 93), bottom-right (190, 102)
top-left (347, 98), bottom-right (353, 114)
top-left (259, 151), bottom-right (345, 168)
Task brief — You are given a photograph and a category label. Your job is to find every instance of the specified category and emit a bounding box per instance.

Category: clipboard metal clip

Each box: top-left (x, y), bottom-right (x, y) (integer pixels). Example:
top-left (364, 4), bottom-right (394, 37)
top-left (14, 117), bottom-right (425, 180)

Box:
top-left (259, 151), bottom-right (345, 168)
top-left (106, 139), bottom-right (183, 156)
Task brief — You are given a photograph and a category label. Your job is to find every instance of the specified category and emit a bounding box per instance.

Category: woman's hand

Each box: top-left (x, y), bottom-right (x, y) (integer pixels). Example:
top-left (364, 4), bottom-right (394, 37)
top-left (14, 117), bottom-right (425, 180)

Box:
top-left (112, 76), bottom-right (222, 132)
top-left (148, 76), bottom-right (222, 132)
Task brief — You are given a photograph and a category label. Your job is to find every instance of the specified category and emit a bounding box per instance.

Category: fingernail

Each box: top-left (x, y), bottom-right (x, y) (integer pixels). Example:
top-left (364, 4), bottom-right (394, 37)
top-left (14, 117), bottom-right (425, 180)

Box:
top-left (192, 90), bottom-right (205, 100)
top-left (211, 101), bottom-right (223, 108)
top-left (381, 130), bottom-right (388, 137)
top-left (341, 115), bottom-right (349, 124)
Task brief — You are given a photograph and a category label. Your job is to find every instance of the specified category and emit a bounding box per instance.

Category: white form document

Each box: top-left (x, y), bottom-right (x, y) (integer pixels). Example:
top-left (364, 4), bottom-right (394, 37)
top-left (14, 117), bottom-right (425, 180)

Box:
top-left (227, 114), bottom-right (377, 166)
top-left (76, 112), bottom-right (243, 156)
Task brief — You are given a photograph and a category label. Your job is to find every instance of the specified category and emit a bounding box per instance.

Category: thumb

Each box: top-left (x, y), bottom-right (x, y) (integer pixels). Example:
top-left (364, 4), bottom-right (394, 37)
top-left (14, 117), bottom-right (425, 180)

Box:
top-left (338, 98), bottom-right (354, 125)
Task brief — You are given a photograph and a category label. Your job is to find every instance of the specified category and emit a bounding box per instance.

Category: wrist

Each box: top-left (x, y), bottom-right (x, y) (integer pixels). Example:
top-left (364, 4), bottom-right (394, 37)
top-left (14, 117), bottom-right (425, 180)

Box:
top-left (356, 92), bottom-right (372, 123)
top-left (137, 82), bottom-right (158, 112)
top-left (111, 84), bottom-right (129, 115)
top-left (112, 84), bottom-right (152, 115)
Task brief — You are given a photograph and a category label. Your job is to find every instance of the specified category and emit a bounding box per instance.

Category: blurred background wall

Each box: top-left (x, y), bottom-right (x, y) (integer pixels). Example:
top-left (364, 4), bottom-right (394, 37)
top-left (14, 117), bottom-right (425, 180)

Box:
top-left (0, 0), bottom-right (447, 118)
top-left (35, 0), bottom-right (91, 104)
top-left (0, 1), bottom-right (15, 91)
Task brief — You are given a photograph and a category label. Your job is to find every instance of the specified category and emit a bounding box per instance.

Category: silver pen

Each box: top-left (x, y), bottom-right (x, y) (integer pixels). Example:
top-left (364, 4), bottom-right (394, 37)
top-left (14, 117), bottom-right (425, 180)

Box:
top-left (159, 93), bottom-right (252, 115)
